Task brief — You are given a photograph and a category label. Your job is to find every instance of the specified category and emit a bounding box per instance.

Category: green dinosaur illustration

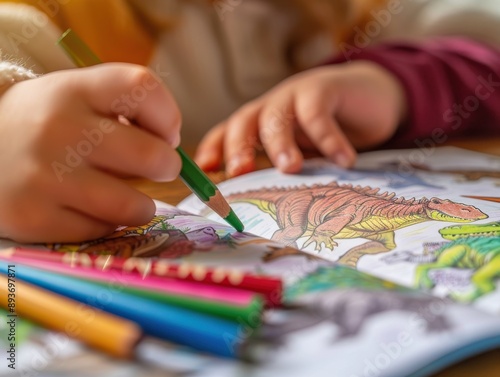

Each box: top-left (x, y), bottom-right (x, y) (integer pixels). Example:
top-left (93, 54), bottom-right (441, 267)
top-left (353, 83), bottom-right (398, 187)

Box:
top-left (226, 182), bottom-right (487, 267)
top-left (285, 265), bottom-right (410, 302)
top-left (415, 221), bottom-right (500, 302)
top-left (439, 221), bottom-right (500, 240)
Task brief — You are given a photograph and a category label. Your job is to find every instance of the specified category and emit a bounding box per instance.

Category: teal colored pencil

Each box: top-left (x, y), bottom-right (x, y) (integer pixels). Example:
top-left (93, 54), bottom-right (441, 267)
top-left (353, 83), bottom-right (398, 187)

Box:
top-left (57, 29), bottom-right (244, 231)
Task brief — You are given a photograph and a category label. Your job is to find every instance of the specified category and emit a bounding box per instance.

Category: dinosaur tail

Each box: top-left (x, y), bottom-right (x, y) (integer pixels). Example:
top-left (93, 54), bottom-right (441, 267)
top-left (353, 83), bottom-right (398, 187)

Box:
top-left (337, 241), bottom-right (392, 268)
top-left (226, 188), bottom-right (292, 219)
top-left (337, 250), bottom-right (365, 269)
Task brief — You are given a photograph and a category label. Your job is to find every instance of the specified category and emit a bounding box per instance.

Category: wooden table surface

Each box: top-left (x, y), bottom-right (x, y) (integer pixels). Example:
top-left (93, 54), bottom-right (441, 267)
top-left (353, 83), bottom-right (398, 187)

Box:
top-left (131, 138), bottom-right (500, 377)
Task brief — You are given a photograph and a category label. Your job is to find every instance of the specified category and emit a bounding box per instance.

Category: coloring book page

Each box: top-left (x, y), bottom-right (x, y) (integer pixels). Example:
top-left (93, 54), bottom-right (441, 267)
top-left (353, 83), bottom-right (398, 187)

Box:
top-left (180, 147), bottom-right (500, 315)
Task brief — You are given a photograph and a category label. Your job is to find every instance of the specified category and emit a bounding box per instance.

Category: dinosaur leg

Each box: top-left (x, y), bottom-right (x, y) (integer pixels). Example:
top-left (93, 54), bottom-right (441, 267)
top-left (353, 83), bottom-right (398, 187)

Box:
top-left (271, 194), bottom-right (314, 247)
top-left (302, 204), bottom-right (359, 251)
top-left (337, 232), bottom-right (395, 268)
top-left (451, 254), bottom-right (500, 302)
top-left (414, 245), bottom-right (467, 290)
top-left (302, 206), bottom-right (357, 251)
top-left (271, 229), bottom-right (302, 248)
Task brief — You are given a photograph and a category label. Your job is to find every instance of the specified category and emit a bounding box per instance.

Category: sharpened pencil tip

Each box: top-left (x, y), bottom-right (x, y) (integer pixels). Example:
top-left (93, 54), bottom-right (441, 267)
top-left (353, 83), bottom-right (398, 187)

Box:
top-left (225, 209), bottom-right (244, 232)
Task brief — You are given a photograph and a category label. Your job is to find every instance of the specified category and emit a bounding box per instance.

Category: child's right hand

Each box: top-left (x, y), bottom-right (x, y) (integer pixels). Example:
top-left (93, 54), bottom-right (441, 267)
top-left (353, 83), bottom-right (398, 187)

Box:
top-left (0, 63), bottom-right (181, 243)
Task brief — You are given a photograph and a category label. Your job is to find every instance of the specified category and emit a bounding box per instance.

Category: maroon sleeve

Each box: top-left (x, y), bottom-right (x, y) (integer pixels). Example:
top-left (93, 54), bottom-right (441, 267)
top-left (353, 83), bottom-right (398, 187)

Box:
top-left (329, 37), bottom-right (500, 149)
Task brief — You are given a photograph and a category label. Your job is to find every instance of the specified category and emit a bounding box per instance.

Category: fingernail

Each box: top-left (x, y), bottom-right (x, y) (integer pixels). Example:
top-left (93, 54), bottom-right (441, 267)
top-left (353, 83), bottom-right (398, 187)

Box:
top-left (226, 156), bottom-right (243, 176)
top-left (227, 154), bottom-right (255, 177)
top-left (168, 133), bottom-right (181, 149)
top-left (276, 152), bottom-right (291, 171)
top-left (334, 152), bottom-right (351, 169)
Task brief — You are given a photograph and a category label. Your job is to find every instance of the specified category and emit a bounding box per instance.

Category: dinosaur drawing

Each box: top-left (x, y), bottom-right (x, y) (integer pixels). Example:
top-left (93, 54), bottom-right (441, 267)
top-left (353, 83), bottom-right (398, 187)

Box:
top-left (263, 266), bottom-right (451, 341)
top-left (263, 288), bottom-right (451, 341)
top-left (384, 221), bottom-right (500, 302)
top-left (226, 182), bottom-right (487, 267)
top-left (382, 242), bottom-right (446, 265)
top-left (47, 215), bottom-right (222, 258)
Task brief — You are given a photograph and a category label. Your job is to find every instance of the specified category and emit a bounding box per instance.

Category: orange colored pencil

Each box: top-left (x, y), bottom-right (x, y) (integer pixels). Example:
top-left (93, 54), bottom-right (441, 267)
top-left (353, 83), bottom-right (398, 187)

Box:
top-left (0, 273), bottom-right (142, 358)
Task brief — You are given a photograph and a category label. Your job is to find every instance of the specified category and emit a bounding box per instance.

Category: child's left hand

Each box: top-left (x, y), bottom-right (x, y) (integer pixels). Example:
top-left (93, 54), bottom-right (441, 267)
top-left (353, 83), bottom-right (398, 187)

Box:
top-left (194, 61), bottom-right (407, 176)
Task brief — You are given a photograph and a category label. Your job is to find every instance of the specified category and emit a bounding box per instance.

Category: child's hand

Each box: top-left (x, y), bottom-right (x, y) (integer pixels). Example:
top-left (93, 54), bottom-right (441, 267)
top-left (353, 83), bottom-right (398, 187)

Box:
top-left (0, 63), bottom-right (181, 242)
top-left (195, 61), bottom-right (407, 176)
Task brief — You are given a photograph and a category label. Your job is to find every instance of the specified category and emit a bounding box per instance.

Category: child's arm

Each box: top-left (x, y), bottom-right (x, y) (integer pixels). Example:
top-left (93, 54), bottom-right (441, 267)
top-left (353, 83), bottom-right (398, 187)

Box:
top-left (0, 63), bottom-right (181, 242)
top-left (335, 37), bottom-right (500, 148)
top-left (195, 37), bottom-right (500, 176)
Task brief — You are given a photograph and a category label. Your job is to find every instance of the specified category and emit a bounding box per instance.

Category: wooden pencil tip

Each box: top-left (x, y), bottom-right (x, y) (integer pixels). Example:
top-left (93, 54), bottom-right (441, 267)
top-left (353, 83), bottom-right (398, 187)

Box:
top-left (206, 191), bottom-right (244, 231)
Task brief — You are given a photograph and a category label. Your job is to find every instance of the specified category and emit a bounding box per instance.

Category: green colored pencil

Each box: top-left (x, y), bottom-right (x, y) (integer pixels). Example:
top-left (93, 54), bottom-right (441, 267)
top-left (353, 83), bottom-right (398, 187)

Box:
top-left (82, 278), bottom-right (263, 327)
top-left (57, 29), bottom-right (244, 231)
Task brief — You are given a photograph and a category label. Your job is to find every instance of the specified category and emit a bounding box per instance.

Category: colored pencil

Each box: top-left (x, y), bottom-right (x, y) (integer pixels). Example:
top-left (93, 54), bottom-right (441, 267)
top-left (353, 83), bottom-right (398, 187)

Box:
top-left (0, 262), bottom-right (251, 358)
top-left (0, 273), bottom-right (142, 358)
top-left (1, 252), bottom-right (263, 325)
top-left (2, 248), bottom-right (283, 306)
top-left (57, 28), bottom-right (244, 232)
top-left (463, 195), bottom-right (500, 203)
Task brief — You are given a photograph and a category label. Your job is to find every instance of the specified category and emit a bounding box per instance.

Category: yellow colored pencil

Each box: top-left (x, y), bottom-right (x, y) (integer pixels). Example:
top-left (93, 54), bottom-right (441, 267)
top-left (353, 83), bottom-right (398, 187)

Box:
top-left (0, 273), bottom-right (142, 359)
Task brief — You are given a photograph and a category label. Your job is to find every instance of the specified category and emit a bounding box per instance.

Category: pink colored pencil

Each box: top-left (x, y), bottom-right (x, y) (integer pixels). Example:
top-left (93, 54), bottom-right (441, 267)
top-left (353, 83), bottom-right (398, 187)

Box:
top-left (0, 254), bottom-right (256, 306)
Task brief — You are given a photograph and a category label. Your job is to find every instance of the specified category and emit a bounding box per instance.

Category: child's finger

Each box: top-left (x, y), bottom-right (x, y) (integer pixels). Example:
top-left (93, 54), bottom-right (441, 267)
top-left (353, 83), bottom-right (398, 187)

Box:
top-left (294, 88), bottom-right (357, 168)
top-left (194, 123), bottom-right (226, 172)
top-left (80, 115), bottom-right (181, 182)
top-left (258, 96), bottom-right (303, 173)
top-left (5, 204), bottom-right (116, 243)
top-left (76, 64), bottom-right (181, 148)
top-left (58, 166), bottom-right (156, 228)
top-left (54, 208), bottom-right (119, 242)
top-left (223, 103), bottom-right (261, 177)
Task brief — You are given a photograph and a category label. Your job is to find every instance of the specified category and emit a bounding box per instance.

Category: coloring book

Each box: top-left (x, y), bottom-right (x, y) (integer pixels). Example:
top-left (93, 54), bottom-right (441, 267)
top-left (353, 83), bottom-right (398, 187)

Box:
top-left (1, 146), bottom-right (500, 377)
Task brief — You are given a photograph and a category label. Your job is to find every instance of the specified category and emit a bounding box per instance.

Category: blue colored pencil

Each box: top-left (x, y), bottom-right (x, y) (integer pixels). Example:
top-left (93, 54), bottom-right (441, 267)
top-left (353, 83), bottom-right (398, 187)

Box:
top-left (0, 262), bottom-right (248, 358)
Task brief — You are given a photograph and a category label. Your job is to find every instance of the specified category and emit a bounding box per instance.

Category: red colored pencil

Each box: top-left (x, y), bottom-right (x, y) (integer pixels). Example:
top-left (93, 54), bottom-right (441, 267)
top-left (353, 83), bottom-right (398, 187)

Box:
top-left (0, 248), bottom-right (283, 306)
